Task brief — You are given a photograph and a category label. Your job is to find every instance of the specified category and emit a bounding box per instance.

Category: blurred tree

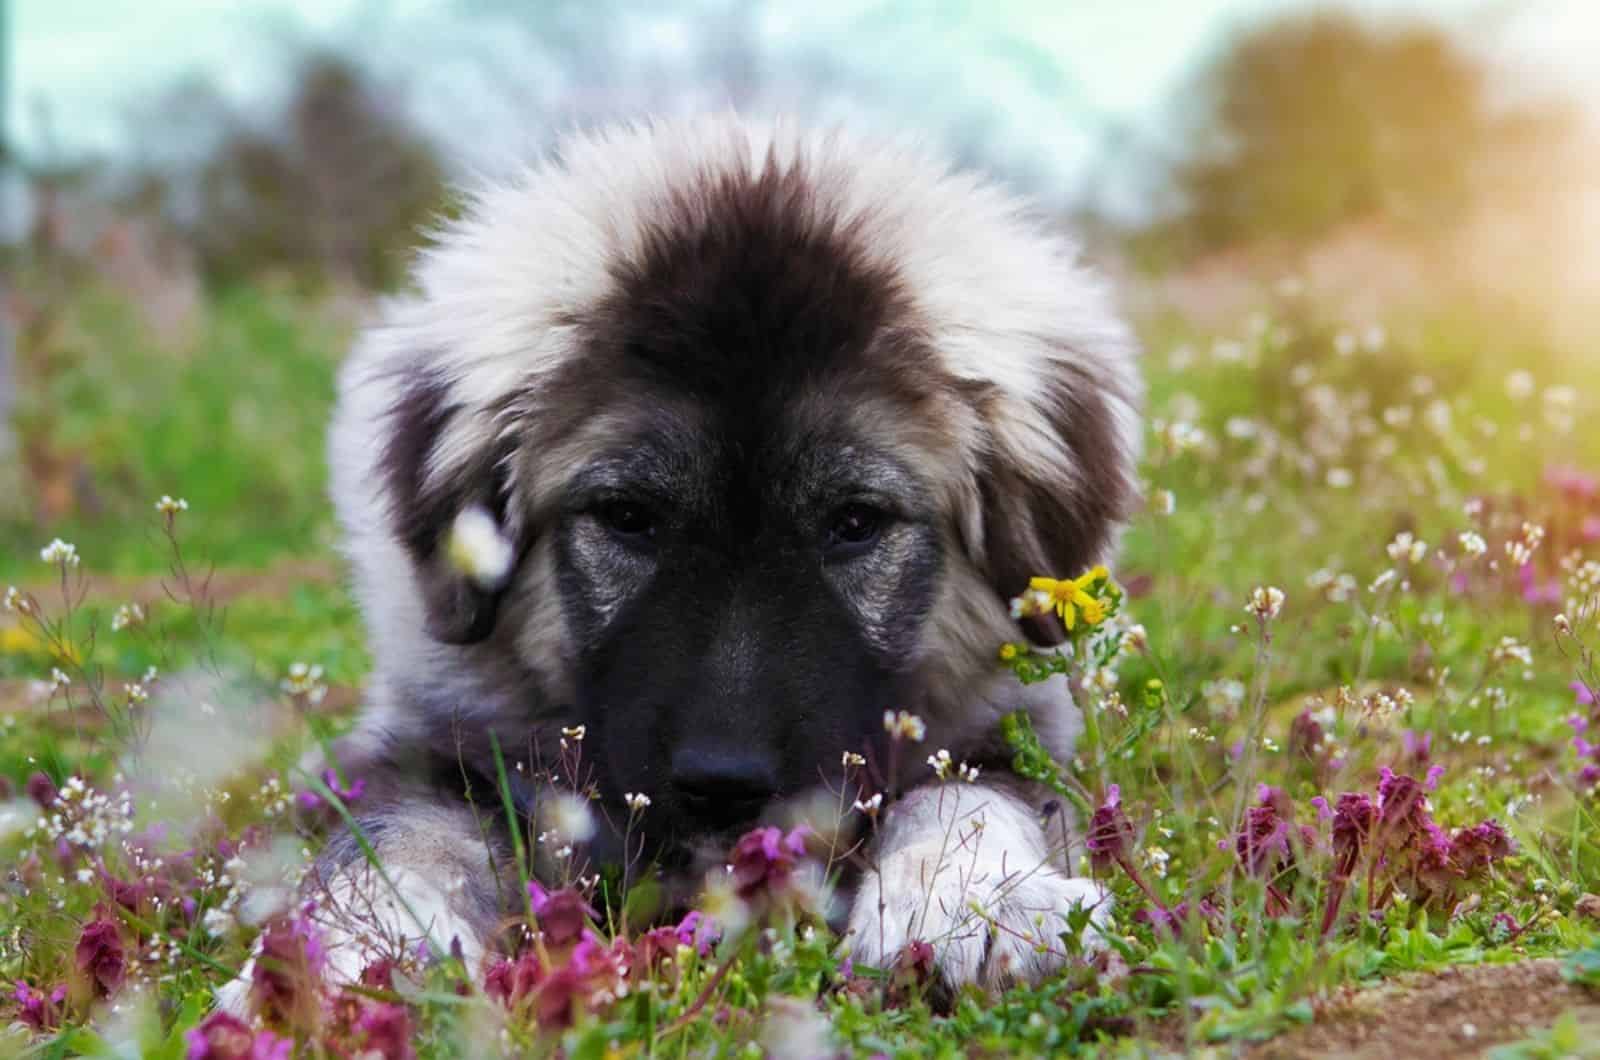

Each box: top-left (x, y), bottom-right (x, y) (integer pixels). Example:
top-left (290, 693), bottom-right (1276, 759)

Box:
top-left (1156, 11), bottom-right (1574, 258)
top-left (132, 51), bottom-right (445, 290)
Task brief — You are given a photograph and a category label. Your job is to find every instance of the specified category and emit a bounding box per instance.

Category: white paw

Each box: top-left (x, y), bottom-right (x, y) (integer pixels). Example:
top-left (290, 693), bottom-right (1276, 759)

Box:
top-left (846, 787), bottom-right (1111, 991)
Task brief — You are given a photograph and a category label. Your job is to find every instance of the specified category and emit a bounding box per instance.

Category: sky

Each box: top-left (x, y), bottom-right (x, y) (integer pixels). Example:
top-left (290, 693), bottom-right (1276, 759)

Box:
top-left (6, 0), bottom-right (1600, 198)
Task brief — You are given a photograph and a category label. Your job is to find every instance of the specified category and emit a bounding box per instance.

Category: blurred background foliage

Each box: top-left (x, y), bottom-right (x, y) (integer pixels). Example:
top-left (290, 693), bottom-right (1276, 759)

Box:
top-left (0, 1), bottom-right (1596, 579)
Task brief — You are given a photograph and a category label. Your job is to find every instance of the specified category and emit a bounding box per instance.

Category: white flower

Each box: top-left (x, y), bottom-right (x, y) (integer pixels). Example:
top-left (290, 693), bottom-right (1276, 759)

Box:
top-left (1245, 586), bottom-right (1285, 621)
top-left (110, 603), bottom-right (146, 632)
top-left (154, 495), bottom-right (189, 516)
top-left (201, 907), bottom-right (236, 937)
top-left (852, 793), bottom-right (883, 817)
top-left (1554, 613), bottom-right (1573, 636)
top-left (1458, 531), bottom-right (1486, 558)
top-left (49, 668), bottom-right (71, 692)
top-left (1151, 489), bottom-right (1176, 516)
top-left (957, 762), bottom-right (981, 784)
top-left (3, 586), bottom-right (21, 612)
top-left (39, 539), bottom-right (80, 568)
top-left (1386, 532), bottom-right (1427, 565)
top-left (1325, 467), bottom-right (1354, 489)
top-left (1120, 623), bottom-right (1149, 654)
top-left (1505, 371), bottom-right (1536, 401)
top-left (624, 792), bottom-right (651, 813)
top-left (279, 661), bottom-right (327, 704)
top-left (548, 792), bottom-right (596, 843)
top-left (882, 710), bottom-right (926, 742)
top-left (445, 506), bottom-right (514, 590)
top-left (927, 749), bottom-right (953, 780)
top-left (560, 725), bottom-right (586, 742)
top-left (840, 751), bottom-right (866, 768)
top-left (1491, 637), bottom-right (1532, 667)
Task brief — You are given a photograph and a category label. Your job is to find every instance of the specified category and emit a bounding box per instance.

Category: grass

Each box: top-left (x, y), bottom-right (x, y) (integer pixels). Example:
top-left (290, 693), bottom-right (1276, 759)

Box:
top-left (1, 277), bottom-right (1598, 1057)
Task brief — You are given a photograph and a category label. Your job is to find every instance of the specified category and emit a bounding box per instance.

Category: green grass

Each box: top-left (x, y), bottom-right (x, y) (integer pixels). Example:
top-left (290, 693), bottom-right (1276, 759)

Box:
top-left (2, 279), bottom-right (1597, 1057)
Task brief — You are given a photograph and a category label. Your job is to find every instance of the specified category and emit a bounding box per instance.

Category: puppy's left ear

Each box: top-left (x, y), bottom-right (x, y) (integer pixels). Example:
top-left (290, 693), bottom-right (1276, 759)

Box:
top-left (977, 360), bottom-right (1141, 647)
top-left (380, 370), bottom-right (522, 645)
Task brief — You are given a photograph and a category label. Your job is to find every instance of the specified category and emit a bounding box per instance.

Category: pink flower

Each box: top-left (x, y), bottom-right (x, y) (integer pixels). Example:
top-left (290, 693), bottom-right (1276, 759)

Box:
top-left (1450, 820), bottom-right (1514, 876)
top-left (74, 911), bottom-right (126, 999)
top-left (1544, 464), bottom-right (1597, 500)
top-left (1573, 681), bottom-right (1598, 708)
top-left (729, 825), bottom-right (814, 904)
top-left (1401, 730), bottom-right (1432, 767)
top-left (1086, 785), bottom-right (1135, 873)
top-left (249, 904), bottom-right (326, 1033)
top-left (184, 1011), bottom-right (292, 1060)
top-left (12, 981), bottom-right (66, 1032)
top-left (353, 1000), bottom-right (415, 1060)
top-left (484, 950), bottom-right (543, 1007)
top-left (1519, 564), bottom-right (1562, 606)
top-left (25, 771), bottom-right (57, 808)
top-left (527, 882), bottom-right (596, 946)
top-left (295, 770), bottom-right (367, 811)
top-left (1377, 768), bottom-right (1431, 836)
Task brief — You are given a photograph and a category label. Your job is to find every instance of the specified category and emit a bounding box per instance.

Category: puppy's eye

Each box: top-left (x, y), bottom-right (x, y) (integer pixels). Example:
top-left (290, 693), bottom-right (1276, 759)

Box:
top-left (594, 500), bottom-right (656, 541)
top-left (824, 503), bottom-right (886, 557)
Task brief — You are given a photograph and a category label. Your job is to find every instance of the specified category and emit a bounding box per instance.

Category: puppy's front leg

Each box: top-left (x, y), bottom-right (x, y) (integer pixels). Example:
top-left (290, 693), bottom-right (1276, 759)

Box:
top-left (217, 796), bottom-right (509, 1013)
top-left (846, 782), bottom-right (1110, 991)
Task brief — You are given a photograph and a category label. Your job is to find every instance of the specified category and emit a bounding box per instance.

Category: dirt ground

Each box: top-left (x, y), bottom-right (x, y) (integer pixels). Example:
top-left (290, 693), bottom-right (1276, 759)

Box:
top-left (1234, 959), bottom-right (1600, 1059)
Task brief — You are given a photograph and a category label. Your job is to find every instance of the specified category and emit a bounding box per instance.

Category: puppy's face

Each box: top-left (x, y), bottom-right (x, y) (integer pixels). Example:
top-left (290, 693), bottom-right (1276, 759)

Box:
top-left (529, 184), bottom-right (952, 853)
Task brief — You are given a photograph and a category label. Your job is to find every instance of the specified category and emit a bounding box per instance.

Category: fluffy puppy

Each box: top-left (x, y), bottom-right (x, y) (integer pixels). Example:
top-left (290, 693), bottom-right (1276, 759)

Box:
top-left (301, 113), bottom-right (1141, 993)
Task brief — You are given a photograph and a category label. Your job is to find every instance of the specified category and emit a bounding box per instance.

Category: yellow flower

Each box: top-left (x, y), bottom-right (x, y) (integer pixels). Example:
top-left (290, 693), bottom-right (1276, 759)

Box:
top-left (999, 643), bottom-right (1019, 661)
top-left (1028, 566), bottom-right (1110, 630)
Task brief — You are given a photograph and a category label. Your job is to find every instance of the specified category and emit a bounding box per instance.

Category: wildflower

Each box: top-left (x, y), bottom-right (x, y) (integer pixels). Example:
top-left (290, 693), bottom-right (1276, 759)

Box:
top-left (957, 762), bottom-right (981, 783)
top-left (1573, 681), bottom-right (1598, 708)
top-left (110, 603), bottom-right (146, 632)
top-left (26, 771), bottom-right (58, 808)
top-left (882, 710), bottom-right (926, 742)
top-left (852, 793), bottom-right (883, 817)
top-left (624, 792), bottom-right (651, 813)
top-left (279, 661), bottom-right (327, 705)
top-left (1151, 489), bottom-right (1176, 515)
top-left (484, 949), bottom-right (544, 1008)
top-left (840, 751), bottom-right (866, 768)
top-left (927, 749), bottom-right (953, 780)
top-left (184, 1010), bottom-right (292, 1060)
top-left (1458, 531), bottom-right (1486, 558)
top-left (1244, 585), bottom-right (1286, 622)
top-left (3, 586), bottom-right (24, 612)
top-left (1387, 532), bottom-right (1428, 565)
top-left (1377, 768), bottom-right (1431, 835)
top-left (155, 495), bottom-right (190, 516)
top-left (729, 824), bottom-right (814, 906)
top-left (998, 642), bottom-right (1020, 661)
top-left (13, 981), bottom-right (67, 1032)
top-left (1120, 623), bottom-right (1149, 654)
top-left (1023, 566), bottom-right (1114, 630)
top-left (445, 505), bottom-right (514, 590)
top-left (49, 668), bottom-right (71, 693)
top-left (1449, 820), bottom-right (1514, 876)
top-left (547, 792), bottom-right (596, 843)
top-left (1555, 613), bottom-right (1573, 636)
top-left (249, 905), bottom-right (327, 1033)
top-left (1506, 370), bottom-right (1536, 400)
top-left (527, 882), bottom-right (596, 946)
top-left (350, 1001), bottom-right (415, 1060)
top-left (560, 724), bottom-right (586, 742)
top-left (1490, 637), bottom-right (1532, 667)
top-left (39, 538), bottom-right (80, 568)
top-left (1085, 785), bottom-right (1134, 874)
top-left (1232, 785), bottom-right (1314, 881)
top-left (1287, 710), bottom-right (1327, 762)
top-left (295, 769), bottom-right (366, 811)
top-left (73, 911), bottom-right (127, 999)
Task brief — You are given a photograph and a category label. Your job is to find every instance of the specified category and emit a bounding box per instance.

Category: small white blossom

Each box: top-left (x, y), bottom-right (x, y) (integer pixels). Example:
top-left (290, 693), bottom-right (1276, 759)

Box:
top-left (624, 792), bottom-right (651, 813)
top-left (40, 539), bottom-right (80, 568)
top-left (3, 586), bottom-right (24, 613)
top-left (1458, 531), bottom-right (1487, 558)
top-left (49, 668), bottom-right (71, 692)
top-left (1245, 586), bottom-right (1285, 621)
top-left (841, 751), bottom-right (866, 768)
top-left (279, 661), bottom-right (327, 705)
top-left (548, 792), bottom-right (596, 843)
top-left (852, 793), bottom-right (883, 817)
top-left (110, 603), bottom-right (146, 632)
top-left (1386, 532), bottom-right (1427, 565)
top-left (446, 506), bottom-right (514, 590)
top-left (561, 725), bottom-right (586, 742)
top-left (957, 762), bottom-right (981, 784)
top-left (154, 495), bottom-right (189, 516)
top-left (927, 749), bottom-right (953, 780)
top-left (882, 710), bottom-right (926, 742)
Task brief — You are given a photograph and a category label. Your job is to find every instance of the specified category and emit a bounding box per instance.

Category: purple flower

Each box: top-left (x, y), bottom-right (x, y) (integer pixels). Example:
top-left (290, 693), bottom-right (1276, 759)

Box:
top-left (184, 1011), bottom-right (292, 1060)
top-left (25, 771), bottom-right (58, 808)
top-left (527, 882), bottom-right (596, 946)
top-left (13, 981), bottom-right (66, 1032)
top-left (296, 769), bottom-right (367, 811)
top-left (1573, 681), bottom-right (1598, 708)
top-left (74, 912), bottom-right (126, 999)
top-left (353, 1000), bottom-right (416, 1060)
top-left (729, 824), bottom-right (814, 904)
top-left (1401, 730), bottom-right (1432, 767)
top-left (1450, 820), bottom-right (1514, 876)
top-left (249, 904), bottom-right (327, 1033)
top-left (484, 950), bottom-right (543, 1007)
top-left (1086, 785), bottom-right (1135, 873)
top-left (1519, 564), bottom-right (1562, 606)
top-left (1377, 768), bottom-right (1431, 836)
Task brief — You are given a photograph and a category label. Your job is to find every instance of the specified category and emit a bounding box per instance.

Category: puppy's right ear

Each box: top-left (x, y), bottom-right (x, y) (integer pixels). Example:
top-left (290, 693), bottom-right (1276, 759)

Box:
top-left (381, 371), bottom-right (519, 645)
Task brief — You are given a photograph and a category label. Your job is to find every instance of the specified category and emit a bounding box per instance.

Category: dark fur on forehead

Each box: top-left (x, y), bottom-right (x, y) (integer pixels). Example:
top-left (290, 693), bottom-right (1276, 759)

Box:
top-left (576, 154), bottom-right (924, 412)
top-left (380, 369), bottom-right (460, 557)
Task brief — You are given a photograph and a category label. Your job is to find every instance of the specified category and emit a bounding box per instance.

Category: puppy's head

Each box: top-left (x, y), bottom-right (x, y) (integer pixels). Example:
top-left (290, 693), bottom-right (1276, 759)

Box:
top-left (337, 117), bottom-right (1141, 859)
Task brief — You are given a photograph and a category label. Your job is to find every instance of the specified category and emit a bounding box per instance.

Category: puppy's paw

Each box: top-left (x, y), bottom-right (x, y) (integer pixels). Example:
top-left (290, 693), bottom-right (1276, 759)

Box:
top-left (848, 840), bottom-right (1110, 991)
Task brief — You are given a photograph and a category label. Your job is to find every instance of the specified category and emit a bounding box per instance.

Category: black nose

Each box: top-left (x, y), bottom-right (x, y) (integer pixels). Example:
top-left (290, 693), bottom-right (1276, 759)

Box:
top-left (670, 747), bottom-right (779, 827)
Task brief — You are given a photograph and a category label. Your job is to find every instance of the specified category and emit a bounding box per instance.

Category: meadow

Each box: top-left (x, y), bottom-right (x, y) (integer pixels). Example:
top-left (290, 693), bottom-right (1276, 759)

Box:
top-left (2, 274), bottom-right (1598, 1058)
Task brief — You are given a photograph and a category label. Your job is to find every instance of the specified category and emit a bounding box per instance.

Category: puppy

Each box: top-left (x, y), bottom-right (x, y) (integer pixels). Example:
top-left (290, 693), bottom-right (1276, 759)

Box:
top-left (295, 113), bottom-right (1141, 995)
